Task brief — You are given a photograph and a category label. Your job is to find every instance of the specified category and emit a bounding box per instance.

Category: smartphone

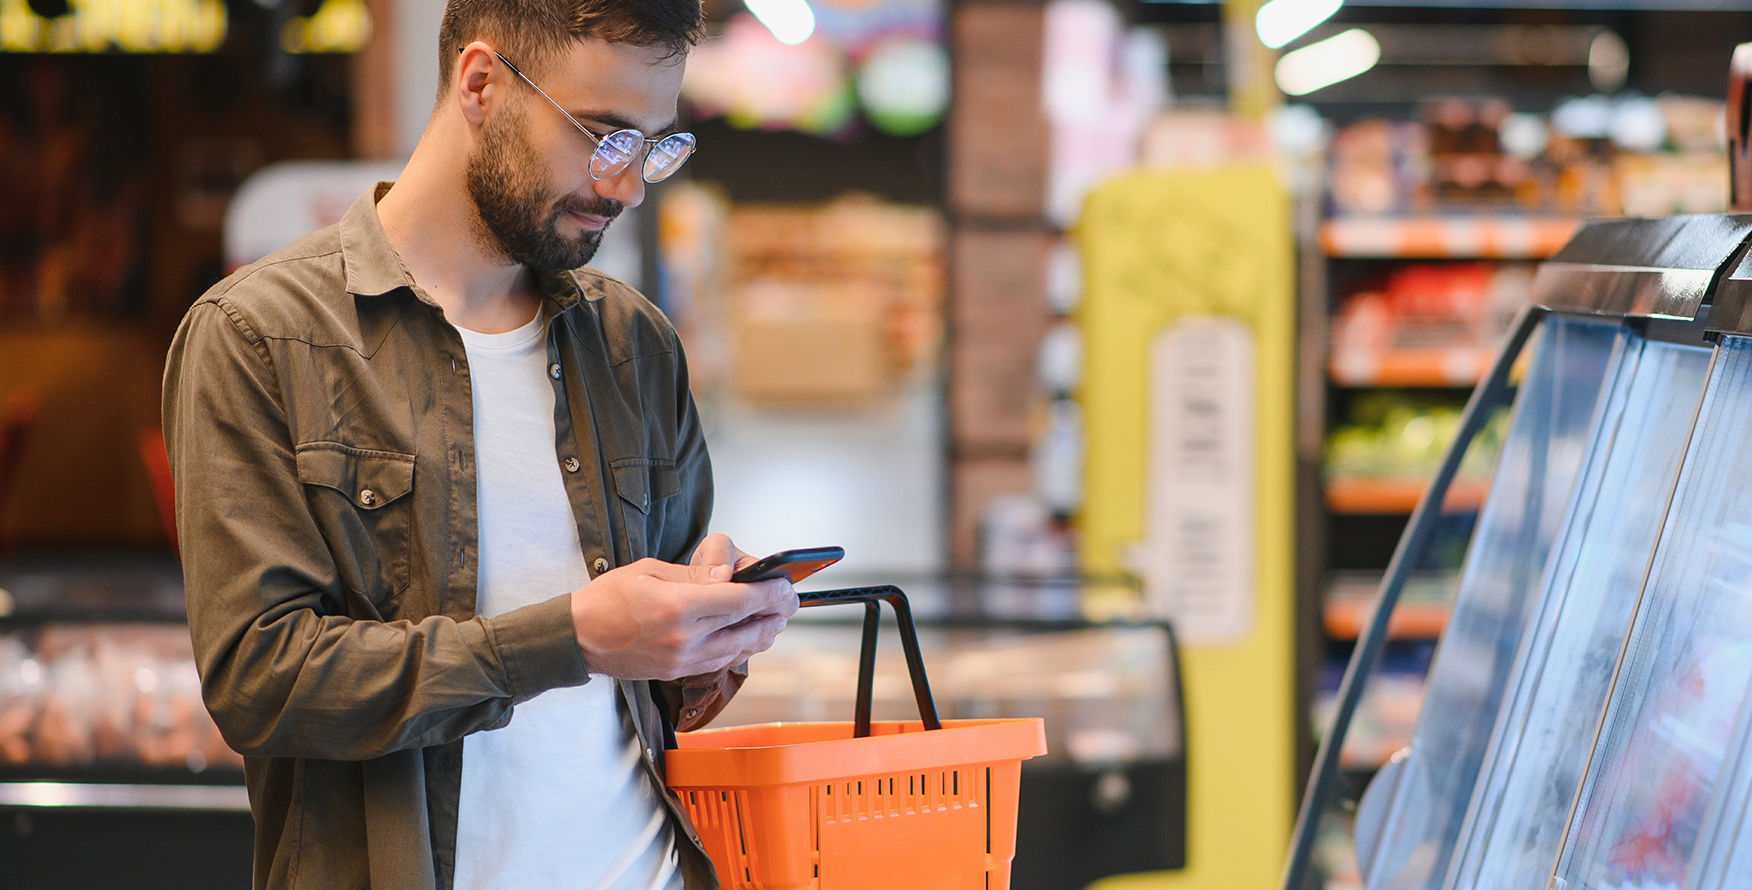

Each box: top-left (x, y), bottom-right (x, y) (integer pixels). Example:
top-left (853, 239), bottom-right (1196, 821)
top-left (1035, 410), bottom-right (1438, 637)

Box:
top-left (730, 546), bottom-right (845, 584)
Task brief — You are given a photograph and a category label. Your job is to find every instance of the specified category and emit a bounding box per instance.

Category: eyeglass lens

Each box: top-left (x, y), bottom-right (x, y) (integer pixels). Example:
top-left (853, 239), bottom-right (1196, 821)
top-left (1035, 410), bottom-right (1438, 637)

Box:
top-left (643, 133), bottom-right (696, 183)
top-left (589, 130), bottom-right (697, 183)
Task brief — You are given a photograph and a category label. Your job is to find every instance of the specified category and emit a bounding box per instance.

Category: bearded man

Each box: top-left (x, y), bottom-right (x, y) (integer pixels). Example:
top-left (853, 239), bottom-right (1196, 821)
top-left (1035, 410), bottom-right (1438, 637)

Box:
top-left (160, 1), bottom-right (797, 888)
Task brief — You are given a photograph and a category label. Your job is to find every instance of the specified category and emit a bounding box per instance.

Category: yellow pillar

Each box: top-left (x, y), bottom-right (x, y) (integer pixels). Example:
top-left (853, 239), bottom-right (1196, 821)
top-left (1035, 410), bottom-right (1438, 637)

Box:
top-left (1223, 0), bottom-right (1281, 120)
top-left (1078, 167), bottom-right (1296, 890)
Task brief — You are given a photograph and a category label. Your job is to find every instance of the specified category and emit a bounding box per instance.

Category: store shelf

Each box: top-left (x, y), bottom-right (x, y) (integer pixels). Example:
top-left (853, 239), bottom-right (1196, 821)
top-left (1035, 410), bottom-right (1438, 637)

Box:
top-left (1320, 215), bottom-right (1582, 259)
top-left (1329, 346), bottom-right (1493, 387)
top-left (1324, 571), bottom-right (1457, 640)
top-left (1326, 477), bottom-right (1489, 513)
top-left (1324, 596), bottom-right (1450, 640)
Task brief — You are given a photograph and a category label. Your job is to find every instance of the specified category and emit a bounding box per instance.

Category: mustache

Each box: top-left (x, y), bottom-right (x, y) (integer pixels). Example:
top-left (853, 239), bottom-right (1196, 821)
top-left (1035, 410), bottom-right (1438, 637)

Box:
top-left (553, 194), bottom-right (624, 223)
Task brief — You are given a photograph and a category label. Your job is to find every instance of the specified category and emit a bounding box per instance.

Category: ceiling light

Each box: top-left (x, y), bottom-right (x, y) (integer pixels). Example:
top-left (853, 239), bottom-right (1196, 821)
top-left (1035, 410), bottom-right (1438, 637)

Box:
top-left (744, 0), bottom-right (814, 46)
top-left (1255, 0), bottom-right (1342, 51)
top-left (1274, 28), bottom-right (1379, 97)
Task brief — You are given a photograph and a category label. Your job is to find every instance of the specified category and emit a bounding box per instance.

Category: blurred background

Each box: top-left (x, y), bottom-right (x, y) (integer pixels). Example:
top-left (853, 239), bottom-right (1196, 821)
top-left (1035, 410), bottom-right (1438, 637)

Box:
top-left (0, 0), bottom-right (1750, 887)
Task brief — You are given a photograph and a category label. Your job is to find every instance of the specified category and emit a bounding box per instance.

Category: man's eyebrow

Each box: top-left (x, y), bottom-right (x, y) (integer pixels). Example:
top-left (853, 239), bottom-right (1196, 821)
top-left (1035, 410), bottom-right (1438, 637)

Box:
top-left (568, 109), bottom-right (679, 137)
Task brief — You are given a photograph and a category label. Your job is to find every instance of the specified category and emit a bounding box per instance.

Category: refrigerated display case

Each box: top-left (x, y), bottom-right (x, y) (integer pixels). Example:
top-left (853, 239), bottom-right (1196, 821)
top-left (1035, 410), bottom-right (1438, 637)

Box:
top-left (0, 553), bottom-right (252, 890)
top-left (1283, 211), bottom-right (1752, 890)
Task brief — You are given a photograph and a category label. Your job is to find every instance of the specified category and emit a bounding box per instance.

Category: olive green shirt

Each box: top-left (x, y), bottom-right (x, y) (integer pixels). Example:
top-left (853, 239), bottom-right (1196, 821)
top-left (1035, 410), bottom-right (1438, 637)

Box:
top-left (162, 185), bottom-right (737, 890)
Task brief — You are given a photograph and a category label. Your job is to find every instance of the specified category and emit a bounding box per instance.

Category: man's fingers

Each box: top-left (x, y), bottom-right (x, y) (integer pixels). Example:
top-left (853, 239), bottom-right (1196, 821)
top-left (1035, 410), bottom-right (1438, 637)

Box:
top-left (663, 576), bottom-right (796, 625)
top-left (698, 613), bottom-right (787, 662)
top-left (747, 578), bottom-right (798, 615)
top-left (690, 533), bottom-right (737, 569)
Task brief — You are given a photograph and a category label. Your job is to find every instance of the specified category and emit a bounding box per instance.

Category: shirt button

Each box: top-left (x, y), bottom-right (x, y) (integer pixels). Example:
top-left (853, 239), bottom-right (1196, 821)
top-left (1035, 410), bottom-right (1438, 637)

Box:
top-left (684, 707), bottom-right (701, 719)
top-left (563, 457), bottom-right (581, 473)
top-left (549, 363), bottom-right (562, 380)
top-left (358, 489), bottom-right (376, 507)
top-left (593, 557), bottom-right (609, 574)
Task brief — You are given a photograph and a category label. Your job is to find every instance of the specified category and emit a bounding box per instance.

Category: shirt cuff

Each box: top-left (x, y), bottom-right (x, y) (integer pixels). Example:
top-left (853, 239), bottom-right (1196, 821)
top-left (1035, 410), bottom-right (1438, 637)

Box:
top-left (487, 593), bottom-right (590, 704)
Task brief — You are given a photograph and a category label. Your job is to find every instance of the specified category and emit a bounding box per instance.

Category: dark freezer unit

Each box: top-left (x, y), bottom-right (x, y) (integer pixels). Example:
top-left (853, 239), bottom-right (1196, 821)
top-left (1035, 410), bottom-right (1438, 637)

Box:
top-left (1283, 212), bottom-right (1752, 890)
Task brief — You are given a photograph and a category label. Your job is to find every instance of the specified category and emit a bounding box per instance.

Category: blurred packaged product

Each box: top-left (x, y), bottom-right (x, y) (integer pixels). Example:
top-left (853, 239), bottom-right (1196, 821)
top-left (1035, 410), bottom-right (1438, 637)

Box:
top-left (1325, 392), bottom-right (1506, 493)
top-left (1328, 118), bottom-right (1430, 215)
top-left (1032, 398), bottom-right (1085, 514)
top-left (1324, 94), bottom-right (1729, 219)
top-left (1040, 0), bottom-right (1168, 225)
top-left (1329, 262), bottom-right (1532, 386)
top-left (1036, 322), bottom-right (1083, 395)
top-left (1616, 151), bottom-right (1732, 218)
top-left (980, 493), bottom-right (1076, 578)
top-left (0, 624), bottom-right (241, 772)
top-left (1045, 240), bottom-right (1081, 315)
top-left (716, 194), bottom-right (944, 403)
top-left (1425, 98), bottom-right (1519, 207)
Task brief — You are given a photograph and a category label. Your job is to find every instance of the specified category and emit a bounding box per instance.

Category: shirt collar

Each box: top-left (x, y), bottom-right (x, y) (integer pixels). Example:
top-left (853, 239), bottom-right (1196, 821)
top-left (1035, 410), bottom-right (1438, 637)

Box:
top-left (339, 182), bottom-right (609, 309)
top-left (338, 183), bottom-right (417, 299)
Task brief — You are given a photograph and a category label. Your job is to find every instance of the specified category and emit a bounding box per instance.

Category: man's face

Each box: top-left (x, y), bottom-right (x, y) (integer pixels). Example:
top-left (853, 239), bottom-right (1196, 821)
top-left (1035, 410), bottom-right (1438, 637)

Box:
top-left (464, 38), bottom-right (686, 272)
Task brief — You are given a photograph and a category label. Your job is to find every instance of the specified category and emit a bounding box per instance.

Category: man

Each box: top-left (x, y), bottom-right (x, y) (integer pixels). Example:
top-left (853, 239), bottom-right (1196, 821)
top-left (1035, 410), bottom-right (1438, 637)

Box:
top-left (160, 0), bottom-right (796, 888)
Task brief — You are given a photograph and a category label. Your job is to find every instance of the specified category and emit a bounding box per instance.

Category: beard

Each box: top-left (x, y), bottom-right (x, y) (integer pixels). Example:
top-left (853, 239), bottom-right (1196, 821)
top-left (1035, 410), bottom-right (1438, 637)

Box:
top-left (464, 99), bottom-right (623, 272)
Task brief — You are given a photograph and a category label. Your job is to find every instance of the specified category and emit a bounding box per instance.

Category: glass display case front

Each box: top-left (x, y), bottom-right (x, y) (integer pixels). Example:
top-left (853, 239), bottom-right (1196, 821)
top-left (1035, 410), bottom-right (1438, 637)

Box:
top-left (1549, 343), bottom-right (1752, 890)
top-left (1281, 213), bottom-right (1752, 890)
top-left (1363, 315), bottom-right (1622, 890)
top-left (1450, 333), bottom-right (1714, 890)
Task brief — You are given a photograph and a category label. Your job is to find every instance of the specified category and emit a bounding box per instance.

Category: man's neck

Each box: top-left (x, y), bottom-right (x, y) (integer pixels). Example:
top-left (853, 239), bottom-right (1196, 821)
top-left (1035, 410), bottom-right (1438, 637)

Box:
top-left (376, 134), bottom-right (541, 335)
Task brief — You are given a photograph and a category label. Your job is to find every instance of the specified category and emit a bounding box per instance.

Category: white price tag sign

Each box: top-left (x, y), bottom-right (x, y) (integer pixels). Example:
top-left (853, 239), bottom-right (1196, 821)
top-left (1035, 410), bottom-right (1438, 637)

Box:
top-left (1126, 316), bottom-right (1256, 644)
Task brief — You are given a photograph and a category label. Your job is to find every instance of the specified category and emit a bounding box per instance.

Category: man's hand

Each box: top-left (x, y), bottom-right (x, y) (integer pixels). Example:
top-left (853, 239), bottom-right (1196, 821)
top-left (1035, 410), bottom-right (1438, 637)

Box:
top-left (689, 533), bottom-right (758, 578)
top-left (569, 539), bottom-right (797, 680)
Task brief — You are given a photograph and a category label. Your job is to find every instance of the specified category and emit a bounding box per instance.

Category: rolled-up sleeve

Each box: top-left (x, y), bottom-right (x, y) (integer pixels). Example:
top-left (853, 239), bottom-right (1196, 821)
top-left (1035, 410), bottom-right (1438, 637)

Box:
top-left (163, 298), bottom-right (588, 762)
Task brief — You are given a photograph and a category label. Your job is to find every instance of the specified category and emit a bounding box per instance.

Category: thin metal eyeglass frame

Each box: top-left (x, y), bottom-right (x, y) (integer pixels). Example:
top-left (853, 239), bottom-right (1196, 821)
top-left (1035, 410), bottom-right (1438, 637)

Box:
top-left (491, 49), bottom-right (695, 183)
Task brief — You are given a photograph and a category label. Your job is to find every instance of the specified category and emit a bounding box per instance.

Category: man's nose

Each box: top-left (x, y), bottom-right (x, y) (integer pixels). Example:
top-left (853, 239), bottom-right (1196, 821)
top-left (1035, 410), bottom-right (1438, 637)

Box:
top-left (594, 162), bottom-right (646, 209)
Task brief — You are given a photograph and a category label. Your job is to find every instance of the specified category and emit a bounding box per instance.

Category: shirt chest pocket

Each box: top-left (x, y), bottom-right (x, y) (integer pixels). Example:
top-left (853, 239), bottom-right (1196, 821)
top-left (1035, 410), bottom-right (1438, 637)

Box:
top-left (610, 458), bottom-right (681, 562)
top-left (295, 443), bottom-right (416, 611)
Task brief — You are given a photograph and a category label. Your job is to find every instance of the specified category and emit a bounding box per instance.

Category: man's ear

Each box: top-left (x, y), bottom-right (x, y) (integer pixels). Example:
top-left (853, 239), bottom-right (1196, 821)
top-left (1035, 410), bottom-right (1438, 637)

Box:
top-left (454, 41), bottom-right (501, 128)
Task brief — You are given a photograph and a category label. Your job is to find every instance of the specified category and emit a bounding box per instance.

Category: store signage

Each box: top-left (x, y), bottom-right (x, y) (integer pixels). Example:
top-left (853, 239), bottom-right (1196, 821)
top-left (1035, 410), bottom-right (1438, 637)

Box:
top-left (0, 0), bottom-right (225, 53)
top-left (1128, 316), bottom-right (1256, 644)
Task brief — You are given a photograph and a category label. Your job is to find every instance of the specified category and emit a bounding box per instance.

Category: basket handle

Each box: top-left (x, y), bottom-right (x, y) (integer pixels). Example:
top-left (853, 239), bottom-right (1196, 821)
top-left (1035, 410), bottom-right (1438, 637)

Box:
top-left (797, 585), bottom-right (942, 737)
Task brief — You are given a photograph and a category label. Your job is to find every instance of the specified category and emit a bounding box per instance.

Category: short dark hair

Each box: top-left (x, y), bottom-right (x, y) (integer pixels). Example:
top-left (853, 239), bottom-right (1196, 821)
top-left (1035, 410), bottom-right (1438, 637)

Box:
top-left (436, 0), bottom-right (704, 97)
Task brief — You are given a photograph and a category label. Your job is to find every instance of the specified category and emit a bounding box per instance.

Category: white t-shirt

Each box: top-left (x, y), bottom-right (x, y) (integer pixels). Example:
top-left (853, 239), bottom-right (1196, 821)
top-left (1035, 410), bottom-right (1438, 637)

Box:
top-left (451, 310), bottom-right (682, 890)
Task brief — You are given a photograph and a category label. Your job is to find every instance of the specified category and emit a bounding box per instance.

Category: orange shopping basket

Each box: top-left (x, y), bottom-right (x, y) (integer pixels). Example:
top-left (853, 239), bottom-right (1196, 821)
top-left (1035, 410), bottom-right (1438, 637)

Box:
top-left (664, 585), bottom-right (1047, 890)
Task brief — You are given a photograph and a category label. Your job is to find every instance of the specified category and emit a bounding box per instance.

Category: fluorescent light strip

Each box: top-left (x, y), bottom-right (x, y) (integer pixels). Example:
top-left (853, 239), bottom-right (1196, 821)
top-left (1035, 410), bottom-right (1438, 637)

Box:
top-left (1275, 28), bottom-right (1381, 96)
top-left (1256, 0), bottom-right (1343, 49)
top-left (744, 0), bottom-right (816, 46)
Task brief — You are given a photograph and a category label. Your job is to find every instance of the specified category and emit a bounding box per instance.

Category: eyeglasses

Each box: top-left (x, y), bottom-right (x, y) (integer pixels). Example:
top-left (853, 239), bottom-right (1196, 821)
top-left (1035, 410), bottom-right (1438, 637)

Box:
top-left (491, 50), bottom-right (696, 184)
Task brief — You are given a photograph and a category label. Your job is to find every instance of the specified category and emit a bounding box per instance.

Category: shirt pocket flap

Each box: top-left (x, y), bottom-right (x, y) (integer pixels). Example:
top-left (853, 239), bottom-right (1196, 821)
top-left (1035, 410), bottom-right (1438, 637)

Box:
top-left (295, 443), bottom-right (416, 510)
top-left (611, 458), bottom-right (681, 515)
